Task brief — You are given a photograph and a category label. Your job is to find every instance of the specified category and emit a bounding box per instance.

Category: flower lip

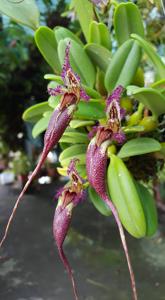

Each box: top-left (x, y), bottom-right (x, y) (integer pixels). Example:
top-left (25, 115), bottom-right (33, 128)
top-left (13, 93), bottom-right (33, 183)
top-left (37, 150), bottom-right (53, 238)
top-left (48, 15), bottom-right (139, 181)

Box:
top-left (60, 93), bottom-right (78, 111)
top-left (95, 126), bottom-right (113, 147)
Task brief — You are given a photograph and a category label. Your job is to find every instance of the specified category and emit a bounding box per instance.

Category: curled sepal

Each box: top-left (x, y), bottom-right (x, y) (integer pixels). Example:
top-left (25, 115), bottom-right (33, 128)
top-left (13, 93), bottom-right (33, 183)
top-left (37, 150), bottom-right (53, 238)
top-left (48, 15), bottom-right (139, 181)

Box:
top-left (106, 86), bottom-right (126, 144)
top-left (48, 42), bottom-right (90, 101)
top-left (106, 85), bottom-right (125, 120)
top-left (53, 159), bottom-right (84, 300)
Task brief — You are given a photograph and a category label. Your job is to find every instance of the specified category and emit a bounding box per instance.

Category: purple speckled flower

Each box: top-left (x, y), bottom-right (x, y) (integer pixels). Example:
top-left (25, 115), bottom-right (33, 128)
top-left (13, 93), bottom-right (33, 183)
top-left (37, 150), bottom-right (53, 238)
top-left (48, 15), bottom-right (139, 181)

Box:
top-left (48, 42), bottom-right (90, 101)
top-left (53, 159), bottom-right (84, 300)
top-left (0, 43), bottom-right (89, 251)
top-left (86, 86), bottom-right (137, 300)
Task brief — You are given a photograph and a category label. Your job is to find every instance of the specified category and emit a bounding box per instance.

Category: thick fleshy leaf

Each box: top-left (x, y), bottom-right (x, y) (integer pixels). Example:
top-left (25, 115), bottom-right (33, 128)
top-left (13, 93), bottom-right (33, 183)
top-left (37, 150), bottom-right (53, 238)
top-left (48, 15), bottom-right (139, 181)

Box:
top-left (89, 21), bottom-right (111, 50)
top-left (135, 181), bottom-right (158, 237)
top-left (131, 34), bottom-right (165, 79)
top-left (35, 26), bottom-right (61, 73)
top-left (151, 79), bottom-right (165, 95)
top-left (107, 154), bottom-right (146, 238)
top-left (32, 115), bottom-right (50, 138)
top-left (88, 186), bottom-right (111, 217)
top-left (123, 125), bottom-right (144, 133)
top-left (127, 86), bottom-right (165, 116)
top-left (60, 130), bottom-right (89, 144)
top-left (44, 74), bottom-right (63, 83)
top-left (54, 26), bottom-right (83, 45)
top-left (0, 0), bottom-right (39, 30)
top-left (22, 102), bottom-right (50, 123)
top-left (85, 43), bottom-right (111, 72)
top-left (48, 96), bottom-right (60, 109)
top-left (70, 0), bottom-right (94, 41)
top-left (105, 39), bottom-right (141, 92)
top-left (75, 100), bottom-right (105, 120)
top-left (132, 68), bottom-right (144, 87)
top-left (118, 138), bottom-right (161, 158)
top-left (114, 2), bottom-right (144, 45)
top-left (60, 131), bottom-right (89, 144)
top-left (70, 119), bottom-right (95, 129)
top-left (59, 144), bottom-right (87, 162)
top-left (60, 154), bottom-right (86, 167)
top-left (58, 38), bottom-right (96, 87)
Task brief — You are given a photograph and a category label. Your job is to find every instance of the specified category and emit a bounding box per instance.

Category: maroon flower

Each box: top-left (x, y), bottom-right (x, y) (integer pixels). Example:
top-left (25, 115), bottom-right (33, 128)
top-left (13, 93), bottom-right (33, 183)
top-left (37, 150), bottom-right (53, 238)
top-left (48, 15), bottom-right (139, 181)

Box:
top-left (0, 43), bottom-right (89, 249)
top-left (86, 86), bottom-right (137, 300)
top-left (53, 159), bottom-right (84, 300)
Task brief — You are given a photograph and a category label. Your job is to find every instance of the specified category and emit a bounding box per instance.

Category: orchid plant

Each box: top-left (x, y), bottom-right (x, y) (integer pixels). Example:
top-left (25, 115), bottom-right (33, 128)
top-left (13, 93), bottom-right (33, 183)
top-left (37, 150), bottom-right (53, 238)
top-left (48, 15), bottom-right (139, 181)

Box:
top-left (0, 1), bottom-right (165, 300)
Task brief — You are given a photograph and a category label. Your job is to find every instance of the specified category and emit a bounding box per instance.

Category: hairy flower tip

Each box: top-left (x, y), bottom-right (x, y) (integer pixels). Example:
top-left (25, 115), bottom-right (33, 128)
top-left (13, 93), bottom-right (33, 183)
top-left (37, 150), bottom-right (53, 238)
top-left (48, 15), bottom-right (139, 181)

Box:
top-left (62, 42), bottom-right (81, 90)
top-left (88, 125), bottom-right (99, 139)
top-left (48, 42), bottom-right (90, 101)
top-left (48, 86), bottom-right (64, 96)
top-left (113, 132), bottom-right (126, 144)
top-left (80, 88), bottom-right (90, 101)
top-left (55, 186), bottom-right (65, 200)
top-left (106, 85), bottom-right (124, 110)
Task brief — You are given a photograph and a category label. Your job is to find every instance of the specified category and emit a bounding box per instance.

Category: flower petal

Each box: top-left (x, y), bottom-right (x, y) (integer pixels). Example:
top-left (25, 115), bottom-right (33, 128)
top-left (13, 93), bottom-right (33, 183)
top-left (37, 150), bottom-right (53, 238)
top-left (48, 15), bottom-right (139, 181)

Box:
top-left (48, 86), bottom-right (65, 96)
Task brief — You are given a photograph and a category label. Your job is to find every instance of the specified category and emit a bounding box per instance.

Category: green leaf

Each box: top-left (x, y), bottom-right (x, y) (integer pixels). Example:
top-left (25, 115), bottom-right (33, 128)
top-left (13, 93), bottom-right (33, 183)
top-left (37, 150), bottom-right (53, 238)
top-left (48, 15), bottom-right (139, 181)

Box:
top-left (44, 74), bottom-right (63, 83)
top-left (75, 100), bottom-right (105, 120)
top-left (35, 26), bottom-right (61, 73)
top-left (48, 96), bottom-right (60, 109)
top-left (62, 131), bottom-right (89, 144)
top-left (0, 0), bottom-right (39, 30)
top-left (58, 38), bottom-right (96, 87)
top-left (114, 2), bottom-right (144, 45)
top-left (123, 125), bottom-right (144, 133)
top-left (81, 86), bottom-right (101, 99)
top-left (89, 21), bottom-right (111, 50)
top-left (105, 39), bottom-right (141, 92)
top-left (131, 34), bottom-right (165, 79)
top-left (132, 67), bottom-right (144, 87)
top-left (22, 102), bottom-right (50, 123)
top-left (107, 155), bottom-right (146, 238)
top-left (151, 79), bottom-right (165, 95)
top-left (70, 119), bottom-right (94, 129)
top-left (32, 115), bottom-right (50, 138)
top-left (54, 26), bottom-right (83, 45)
top-left (135, 182), bottom-right (158, 237)
top-left (60, 154), bottom-right (86, 167)
top-left (59, 144), bottom-right (87, 162)
top-left (85, 43), bottom-right (111, 72)
top-left (127, 86), bottom-right (165, 116)
top-left (118, 138), bottom-right (161, 158)
top-left (71, 0), bottom-right (94, 41)
top-left (88, 187), bottom-right (111, 216)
